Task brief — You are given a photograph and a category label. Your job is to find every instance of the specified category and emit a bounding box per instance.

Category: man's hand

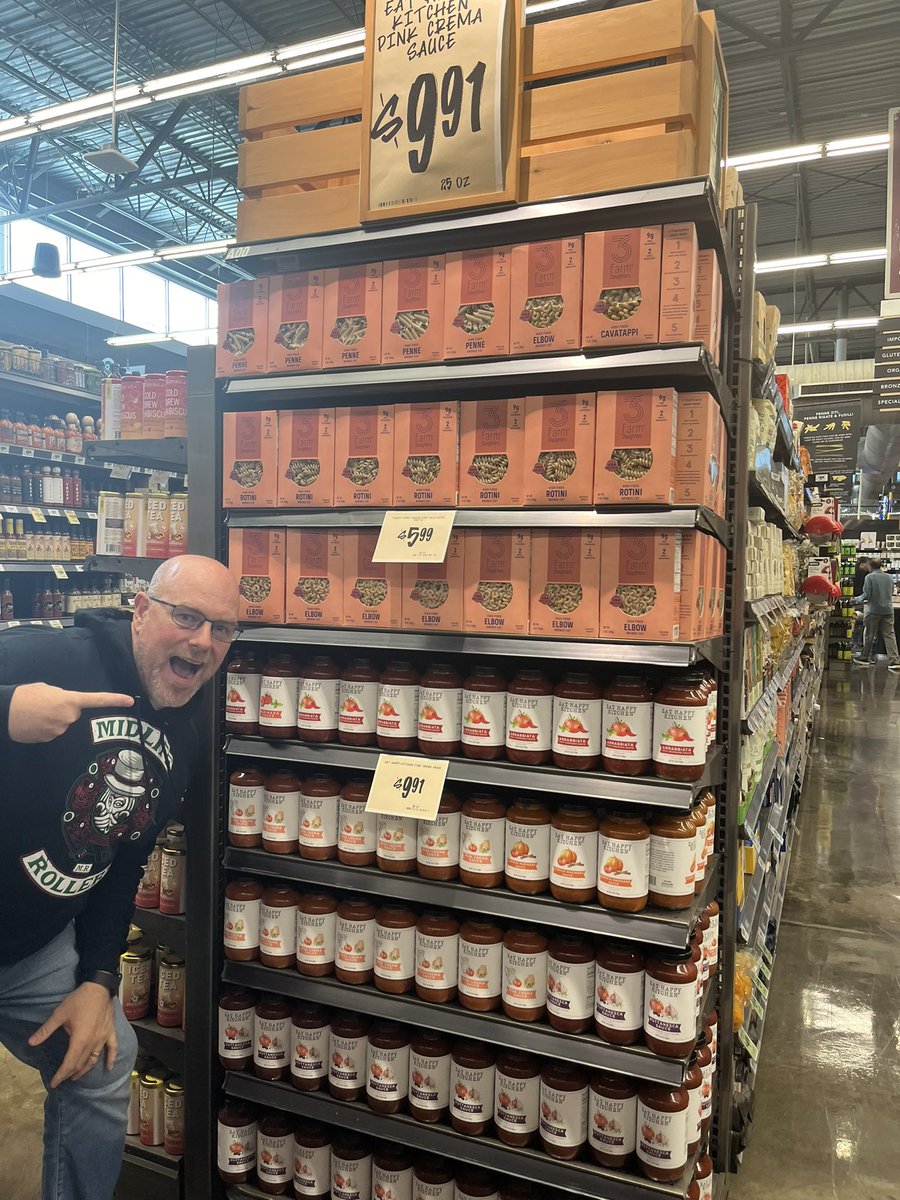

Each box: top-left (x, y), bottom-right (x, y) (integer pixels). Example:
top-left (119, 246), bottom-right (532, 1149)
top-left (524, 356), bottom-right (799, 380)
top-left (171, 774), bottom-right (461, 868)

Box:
top-left (8, 684), bottom-right (133, 743)
top-left (29, 982), bottom-right (118, 1088)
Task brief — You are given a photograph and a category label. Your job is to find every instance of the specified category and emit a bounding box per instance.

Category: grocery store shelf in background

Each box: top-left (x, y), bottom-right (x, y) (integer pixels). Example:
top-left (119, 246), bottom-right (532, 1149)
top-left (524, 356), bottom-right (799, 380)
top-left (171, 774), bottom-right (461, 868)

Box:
top-left (0, 616), bottom-right (74, 630)
top-left (742, 638), bottom-right (804, 733)
top-left (85, 438), bottom-right (187, 475)
top-left (86, 555), bottom-right (161, 579)
top-left (223, 1073), bottom-right (700, 1200)
top-left (226, 737), bottom-right (722, 810)
top-left (0, 369), bottom-right (100, 408)
top-left (745, 594), bottom-right (788, 623)
top-left (131, 1016), bottom-right (185, 1074)
top-left (740, 741), bottom-right (780, 833)
top-left (132, 907), bottom-right (186, 956)
top-left (748, 472), bottom-right (802, 540)
top-left (0, 561), bottom-right (85, 572)
top-left (0, 504), bottom-right (97, 521)
top-left (235, 625), bottom-right (729, 671)
top-left (751, 361), bottom-right (800, 474)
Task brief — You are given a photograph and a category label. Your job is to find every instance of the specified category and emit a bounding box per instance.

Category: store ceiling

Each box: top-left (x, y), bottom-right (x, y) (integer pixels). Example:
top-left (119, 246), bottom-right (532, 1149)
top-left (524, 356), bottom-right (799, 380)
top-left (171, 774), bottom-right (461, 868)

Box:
top-left (0, 0), bottom-right (896, 359)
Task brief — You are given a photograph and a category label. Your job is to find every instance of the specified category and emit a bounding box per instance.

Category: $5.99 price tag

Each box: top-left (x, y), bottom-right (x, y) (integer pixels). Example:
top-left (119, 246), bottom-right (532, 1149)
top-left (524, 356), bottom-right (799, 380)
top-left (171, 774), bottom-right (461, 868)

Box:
top-left (366, 754), bottom-right (449, 820)
top-left (372, 509), bottom-right (456, 563)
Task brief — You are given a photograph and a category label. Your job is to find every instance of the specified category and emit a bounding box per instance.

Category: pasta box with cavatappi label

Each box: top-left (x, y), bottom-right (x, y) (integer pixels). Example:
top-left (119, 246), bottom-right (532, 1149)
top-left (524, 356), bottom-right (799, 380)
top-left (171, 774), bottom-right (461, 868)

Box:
top-left (285, 529), bottom-right (343, 627)
top-left (599, 530), bottom-right (682, 642)
top-left (222, 410), bottom-right (278, 508)
top-left (228, 527), bottom-right (286, 624)
top-left (523, 393), bottom-right (596, 506)
top-left (444, 247), bottom-right (511, 360)
top-left (392, 401), bottom-right (459, 508)
top-left (333, 405), bottom-right (394, 508)
top-left (277, 408), bottom-right (336, 508)
top-left (322, 263), bottom-right (382, 368)
top-left (342, 530), bottom-right (402, 630)
top-left (529, 530), bottom-right (601, 639)
top-left (510, 238), bottom-right (583, 355)
top-left (267, 271), bottom-right (325, 373)
top-left (594, 389), bottom-right (677, 505)
top-left (381, 256), bottom-right (445, 364)
top-left (458, 398), bottom-right (526, 508)
top-left (582, 227), bottom-right (661, 348)
top-left (463, 530), bottom-right (531, 636)
top-left (402, 531), bottom-right (465, 632)
top-left (216, 280), bottom-right (269, 377)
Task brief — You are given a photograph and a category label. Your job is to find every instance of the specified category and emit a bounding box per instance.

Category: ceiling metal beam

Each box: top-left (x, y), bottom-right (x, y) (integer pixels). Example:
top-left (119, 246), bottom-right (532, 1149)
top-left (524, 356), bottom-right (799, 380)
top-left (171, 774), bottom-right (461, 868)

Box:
top-left (711, 8), bottom-right (778, 50)
top-left (723, 20), bottom-right (898, 67)
top-left (0, 171), bottom-right (225, 225)
top-left (19, 135), bottom-right (40, 212)
top-left (133, 101), bottom-right (192, 173)
top-left (796, 0), bottom-right (846, 43)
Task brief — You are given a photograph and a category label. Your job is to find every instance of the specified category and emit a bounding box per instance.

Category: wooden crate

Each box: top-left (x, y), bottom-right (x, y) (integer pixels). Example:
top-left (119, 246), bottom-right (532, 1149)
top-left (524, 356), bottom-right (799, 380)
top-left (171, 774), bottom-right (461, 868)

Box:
top-left (236, 0), bottom-right (728, 243)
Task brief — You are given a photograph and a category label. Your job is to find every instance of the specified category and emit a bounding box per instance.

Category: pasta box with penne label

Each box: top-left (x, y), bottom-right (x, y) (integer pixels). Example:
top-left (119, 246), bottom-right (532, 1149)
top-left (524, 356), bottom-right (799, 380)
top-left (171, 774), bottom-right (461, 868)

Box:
top-left (216, 280), bottom-right (269, 377)
top-left (322, 263), bottom-right (382, 368)
top-left (381, 256), bottom-right (445, 364)
top-left (267, 271), bottom-right (325, 373)
top-left (444, 248), bottom-right (511, 360)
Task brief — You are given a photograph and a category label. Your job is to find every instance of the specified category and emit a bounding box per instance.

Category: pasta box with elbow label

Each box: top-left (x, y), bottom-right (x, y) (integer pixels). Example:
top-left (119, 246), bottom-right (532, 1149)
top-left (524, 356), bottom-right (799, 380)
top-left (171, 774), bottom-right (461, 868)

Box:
top-left (529, 530), bottom-right (601, 639)
top-left (402, 531), bottom-right (465, 632)
top-left (463, 530), bottom-right (531, 636)
top-left (510, 238), bottom-right (583, 355)
top-left (285, 529), bottom-right (343, 627)
top-left (342, 530), bottom-right (402, 630)
top-left (599, 530), bottom-right (682, 642)
top-left (228, 527), bottom-right (286, 625)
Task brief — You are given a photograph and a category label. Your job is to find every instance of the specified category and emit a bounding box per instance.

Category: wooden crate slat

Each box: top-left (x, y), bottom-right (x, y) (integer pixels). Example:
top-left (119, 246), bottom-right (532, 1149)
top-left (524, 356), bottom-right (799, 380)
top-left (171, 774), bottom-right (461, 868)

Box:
top-left (240, 62), bottom-right (364, 136)
top-left (237, 184), bottom-right (360, 242)
top-left (520, 130), bottom-right (697, 204)
top-left (238, 123), bottom-right (361, 193)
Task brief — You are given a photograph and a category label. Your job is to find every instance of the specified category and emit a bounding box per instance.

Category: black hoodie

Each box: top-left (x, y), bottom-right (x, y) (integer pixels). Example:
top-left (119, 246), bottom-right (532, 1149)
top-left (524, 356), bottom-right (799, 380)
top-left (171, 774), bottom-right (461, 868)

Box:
top-left (0, 608), bottom-right (200, 977)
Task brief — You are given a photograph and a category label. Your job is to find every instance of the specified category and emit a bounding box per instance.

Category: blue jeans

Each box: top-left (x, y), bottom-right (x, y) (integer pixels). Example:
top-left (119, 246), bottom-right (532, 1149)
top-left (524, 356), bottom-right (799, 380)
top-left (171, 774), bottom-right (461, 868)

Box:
top-left (0, 924), bottom-right (137, 1200)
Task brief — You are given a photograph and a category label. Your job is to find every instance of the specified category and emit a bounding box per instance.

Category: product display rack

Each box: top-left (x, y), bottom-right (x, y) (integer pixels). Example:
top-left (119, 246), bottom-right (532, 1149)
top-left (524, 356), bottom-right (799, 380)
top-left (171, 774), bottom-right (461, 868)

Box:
top-left (0, 368), bottom-right (100, 408)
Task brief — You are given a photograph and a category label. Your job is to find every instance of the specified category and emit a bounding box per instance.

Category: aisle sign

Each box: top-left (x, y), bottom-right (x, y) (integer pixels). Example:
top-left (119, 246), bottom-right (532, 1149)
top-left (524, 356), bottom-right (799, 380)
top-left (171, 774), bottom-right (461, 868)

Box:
top-left (360, 0), bottom-right (523, 222)
top-left (795, 401), bottom-right (860, 471)
top-left (874, 316), bottom-right (900, 414)
top-left (372, 509), bottom-right (456, 563)
top-left (366, 753), bottom-right (449, 820)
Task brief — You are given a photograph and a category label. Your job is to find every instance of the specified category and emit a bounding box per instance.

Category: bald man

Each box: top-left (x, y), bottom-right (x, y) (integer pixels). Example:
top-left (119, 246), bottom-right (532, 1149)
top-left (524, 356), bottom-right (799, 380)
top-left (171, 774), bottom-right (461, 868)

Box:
top-left (0, 555), bottom-right (238, 1200)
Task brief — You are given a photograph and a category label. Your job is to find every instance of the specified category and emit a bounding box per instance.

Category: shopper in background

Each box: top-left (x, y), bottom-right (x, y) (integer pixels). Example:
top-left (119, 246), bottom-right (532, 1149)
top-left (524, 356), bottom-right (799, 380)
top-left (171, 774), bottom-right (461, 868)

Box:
top-left (851, 557), bottom-right (871, 656)
top-left (854, 558), bottom-right (900, 670)
top-left (0, 555), bottom-right (238, 1200)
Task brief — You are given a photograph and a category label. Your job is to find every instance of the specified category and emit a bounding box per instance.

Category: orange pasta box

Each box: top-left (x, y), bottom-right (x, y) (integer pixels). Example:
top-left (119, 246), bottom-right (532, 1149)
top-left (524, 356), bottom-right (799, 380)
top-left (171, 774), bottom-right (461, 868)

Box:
top-left (674, 392), bottom-right (722, 512)
top-left (678, 530), bottom-right (705, 642)
top-left (582, 227), bottom-right (661, 348)
top-left (713, 412), bottom-right (727, 517)
top-left (660, 223), bottom-right (700, 344)
top-left (267, 271), bottom-right (325, 373)
top-left (228, 527), bottom-right (286, 625)
top-left (529, 530), bottom-right (601, 639)
top-left (594, 388), bottom-right (677, 505)
top-left (523, 393), bottom-right (596, 506)
top-left (222, 410), bottom-right (278, 508)
top-left (381, 255), bottom-right (445, 364)
top-left (715, 540), bottom-right (726, 636)
top-left (285, 529), bottom-right (343, 627)
top-left (402, 531), bottom-right (465, 631)
top-left (444, 247), bottom-right (511, 359)
top-left (599, 530), bottom-right (682, 642)
top-left (694, 249), bottom-right (723, 363)
top-left (342, 530), bottom-right (402, 630)
top-left (322, 263), bottom-right (382, 368)
top-left (145, 493), bottom-right (170, 559)
top-left (216, 279), bottom-right (269, 377)
top-left (458, 398), bottom-right (526, 508)
top-left (392, 401), bottom-right (459, 508)
top-left (510, 238), bottom-right (583, 355)
top-left (277, 408), bottom-right (336, 508)
top-left (333, 405), bottom-right (394, 508)
top-left (463, 530), bottom-right (531, 636)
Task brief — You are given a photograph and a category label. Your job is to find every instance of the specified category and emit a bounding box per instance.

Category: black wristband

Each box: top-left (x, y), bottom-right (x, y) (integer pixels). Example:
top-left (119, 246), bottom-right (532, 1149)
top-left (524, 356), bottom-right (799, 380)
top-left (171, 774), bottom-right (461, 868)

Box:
top-left (79, 969), bottom-right (121, 997)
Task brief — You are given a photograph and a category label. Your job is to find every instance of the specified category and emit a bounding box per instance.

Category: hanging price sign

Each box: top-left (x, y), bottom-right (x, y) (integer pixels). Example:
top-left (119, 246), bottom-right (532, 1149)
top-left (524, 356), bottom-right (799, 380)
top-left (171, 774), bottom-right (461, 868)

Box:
top-left (366, 753), bottom-right (449, 820)
top-left (361, 0), bottom-right (522, 222)
top-left (29, 508), bottom-right (46, 524)
top-left (52, 564), bottom-right (69, 580)
top-left (372, 509), bottom-right (456, 563)
top-left (64, 510), bottom-right (80, 525)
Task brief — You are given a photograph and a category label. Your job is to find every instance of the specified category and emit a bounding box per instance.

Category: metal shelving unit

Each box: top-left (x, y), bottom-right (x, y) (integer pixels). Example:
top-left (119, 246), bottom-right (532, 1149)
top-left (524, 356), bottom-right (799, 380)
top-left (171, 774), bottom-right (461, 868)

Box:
top-left (0, 503), bottom-right (98, 520)
top-left (0, 560), bottom-right (86, 572)
top-left (85, 555), bottom-right (160, 578)
top-left (85, 438), bottom-right (187, 475)
top-left (131, 1016), bottom-right (185, 1073)
top-left (0, 369), bottom-right (100, 407)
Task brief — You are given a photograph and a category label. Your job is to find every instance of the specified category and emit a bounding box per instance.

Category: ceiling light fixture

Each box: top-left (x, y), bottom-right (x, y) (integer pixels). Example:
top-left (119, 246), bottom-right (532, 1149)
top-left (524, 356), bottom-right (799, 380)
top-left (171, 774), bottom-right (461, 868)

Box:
top-left (778, 318), bottom-right (878, 336)
top-left (756, 247), bottom-right (887, 274)
top-left (0, 237), bottom-right (235, 286)
top-left (106, 328), bottom-right (216, 346)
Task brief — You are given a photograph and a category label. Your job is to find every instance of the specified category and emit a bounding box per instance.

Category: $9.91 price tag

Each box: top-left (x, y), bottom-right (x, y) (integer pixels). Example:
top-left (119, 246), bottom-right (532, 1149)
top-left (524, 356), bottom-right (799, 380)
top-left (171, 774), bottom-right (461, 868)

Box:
top-left (372, 509), bottom-right (456, 563)
top-left (366, 754), bottom-right (450, 821)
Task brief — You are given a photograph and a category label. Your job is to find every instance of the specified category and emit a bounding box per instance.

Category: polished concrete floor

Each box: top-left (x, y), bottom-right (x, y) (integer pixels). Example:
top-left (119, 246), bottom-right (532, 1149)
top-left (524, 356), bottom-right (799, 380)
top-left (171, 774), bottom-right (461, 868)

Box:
top-left (1, 668), bottom-right (898, 1199)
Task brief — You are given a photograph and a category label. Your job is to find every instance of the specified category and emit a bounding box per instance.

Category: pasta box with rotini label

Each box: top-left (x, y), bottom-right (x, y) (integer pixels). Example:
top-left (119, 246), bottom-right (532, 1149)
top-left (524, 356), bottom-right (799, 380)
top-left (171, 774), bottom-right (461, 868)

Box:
top-left (529, 530), bottom-right (601, 639)
top-left (463, 529), bottom-right (531, 636)
top-left (267, 271), bottom-right (325, 373)
top-left (285, 529), bottom-right (343, 627)
top-left (458, 398), bottom-right (526, 508)
top-left (333, 405), bottom-right (394, 508)
top-left (216, 279), bottom-right (269, 377)
top-left (222, 410), bottom-right (278, 508)
top-left (322, 262), bottom-right (383, 368)
top-left (510, 238), bottom-right (583, 355)
top-left (581, 227), bottom-right (661, 348)
top-left (342, 530), bottom-right (402, 630)
top-left (402, 531), bottom-right (465, 632)
top-left (599, 530), bottom-right (682, 642)
top-left (594, 389), bottom-right (678, 505)
top-left (444, 247), bottom-right (511, 360)
top-left (392, 400), bottom-right (459, 508)
top-left (277, 408), bottom-right (336, 508)
top-left (381, 256), bottom-right (445, 365)
top-left (228, 527), bottom-right (286, 624)
top-left (523, 393), bottom-right (596, 506)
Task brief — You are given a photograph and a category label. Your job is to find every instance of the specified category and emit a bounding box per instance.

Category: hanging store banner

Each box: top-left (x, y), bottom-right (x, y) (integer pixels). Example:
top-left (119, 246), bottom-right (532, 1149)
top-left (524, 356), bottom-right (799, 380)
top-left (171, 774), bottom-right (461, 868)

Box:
top-left (813, 472), bottom-right (854, 503)
top-left (887, 107), bottom-right (900, 299)
top-left (794, 401), bottom-right (860, 472)
top-left (874, 316), bottom-right (900, 415)
top-left (360, 0), bottom-right (523, 222)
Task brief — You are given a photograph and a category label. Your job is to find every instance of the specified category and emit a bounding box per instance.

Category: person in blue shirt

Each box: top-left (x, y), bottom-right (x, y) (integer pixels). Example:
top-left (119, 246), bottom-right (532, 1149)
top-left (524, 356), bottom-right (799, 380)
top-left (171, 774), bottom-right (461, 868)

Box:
top-left (853, 558), bottom-right (900, 669)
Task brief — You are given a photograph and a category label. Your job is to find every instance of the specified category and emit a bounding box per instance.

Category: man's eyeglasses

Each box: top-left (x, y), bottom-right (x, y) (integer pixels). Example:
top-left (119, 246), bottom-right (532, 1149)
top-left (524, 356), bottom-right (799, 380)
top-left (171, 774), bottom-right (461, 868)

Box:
top-left (147, 595), bottom-right (239, 644)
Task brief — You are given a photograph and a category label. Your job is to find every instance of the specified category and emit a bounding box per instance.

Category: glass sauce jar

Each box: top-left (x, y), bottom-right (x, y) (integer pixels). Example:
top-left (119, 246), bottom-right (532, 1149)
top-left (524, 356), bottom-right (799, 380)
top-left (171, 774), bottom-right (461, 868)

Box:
top-left (504, 798), bottom-right (551, 895)
top-left (637, 1083), bottom-right (690, 1181)
top-left (227, 765), bottom-right (265, 848)
top-left (409, 1030), bottom-right (452, 1123)
top-left (298, 655), bottom-right (340, 743)
top-left (539, 1063), bottom-right (589, 1160)
top-left (550, 805), bottom-right (599, 902)
top-left (505, 669), bottom-right (553, 765)
top-left (254, 994), bottom-right (292, 1080)
top-left (494, 1050), bottom-right (540, 1147)
top-left (377, 812), bottom-right (418, 874)
top-left (502, 928), bottom-right (548, 1022)
top-left (225, 648), bottom-right (261, 736)
top-left (376, 660), bottom-right (419, 751)
top-left (589, 1071), bottom-right (638, 1168)
top-left (290, 1002), bottom-right (329, 1092)
top-left (461, 665), bottom-right (507, 760)
top-left (415, 910), bottom-right (459, 1003)
top-left (653, 675), bottom-right (708, 781)
top-left (373, 905), bottom-right (416, 995)
top-left (458, 919), bottom-right (503, 1013)
top-left (459, 794), bottom-right (506, 887)
top-left (335, 898), bottom-right (376, 985)
top-left (296, 893), bottom-right (337, 977)
top-left (259, 885), bottom-right (299, 969)
top-left (547, 934), bottom-right (595, 1033)
top-left (597, 810), bottom-right (650, 911)
top-left (217, 1101), bottom-right (256, 1184)
top-left (262, 769), bottom-right (302, 855)
top-left (224, 878), bottom-right (263, 962)
top-left (450, 1041), bottom-right (495, 1136)
top-left (649, 811), bottom-right (697, 909)
top-left (418, 663), bottom-right (463, 757)
top-left (330, 1133), bottom-right (372, 1200)
top-left (601, 674), bottom-right (653, 775)
top-left (643, 948), bottom-right (698, 1056)
top-left (366, 1021), bottom-right (410, 1114)
top-left (414, 1157), bottom-right (455, 1200)
top-left (338, 658), bottom-right (379, 746)
top-left (594, 944), bottom-right (644, 1045)
top-left (257, 1111), bottom-right (294, 1195)
top-left (417, 791), bottom-right (462, 880)
top-left (218, 988), bottom-right (255, 1070)
top-left (293, 1122), bottom-right (331, 1200)
top-left (338, 780), bottom-right (377, 866)
top-left (259, 652), bottom-right (300, 740)
top-left (298, 774), bottom-right (341, 861)
top-left (552, 672), bottom-right (602, 770)
top-left (328, 1013), bottom-right (369, 1102)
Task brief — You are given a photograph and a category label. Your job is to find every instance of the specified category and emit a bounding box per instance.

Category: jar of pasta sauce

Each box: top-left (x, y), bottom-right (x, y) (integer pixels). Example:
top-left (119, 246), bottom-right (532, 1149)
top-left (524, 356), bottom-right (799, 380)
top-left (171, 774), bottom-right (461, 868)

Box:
top-left (418, 663), bottom-right (463, 757)
top-left (589, 1071), bottom-right (638, 1169)
top-left (218, 989), bottom-right (255, 1070)
top-left (225, 648), bottom-right (261, 736)
top-left (298, 774), bottom-right (340, 861)
top-left (594, 944), bottom-right (644, 1045)
top-left (228, 765), bottom-right (265, 848)
top-left (415, 911), bottom-right (459, 1003)
top-left (373, 1148), bottom-right (413, 1200)
top-left (257, 1111), bottom-right (293, 1195)
top-left (338, 658), bottom-right (378, 746)
top-left (254, 995), bottom-right (291, 1081)
top-left (505, 669), bottom-right (553, 765)
top-left (217, 1101), bottom-right (256, 1184)
top-left (458, 919), bottom-right (503, 1013)
top-left (459, 794), bottom-right (506, 887)
top-left (409, 1030), bottom-right (452, 1124)
top-left (293, 1123), bottom-right (330, 1200)
top-left (377, 661), bottom-right (419, 751)
top-left (328, 1013), bottom-right (368, 1102)
top-left (335, 897), bottom-right (376, 985)
top-left (504, 798), bottom-right (551, 894)
top-left (377, 813), bottom-right (418, 874)
top-left (417, 791), bottom-right (461, 880)
top-left (338, 780), bottom-right (377, 866)
top-left (450, 1041), bottom-right (495, 1136)
top-left (552, 673), bottom-right (602, 770)
top-left (494, 1050), bottom-right (540, 1147)
top-left (259, 652), bottom-right (300, 740)
top-left (262, 769), bottom-right (301, 855)
top-left (649, 811), bottom-right (697, 909)
top-left (330, 1133), bottom-right (372, 1200)
top-left (653, 675), bottom-right (708, 781)
top-left (259, 885), bottom-right (299, 969)
top-left (597, 810), bottom-right (650, 912)
top-left (539, 1063), bottom-right (589, 1160)
top-left (296, 893), bottom-right (337, 977)
top-left (373, 905), bottom-right (416, 995)
top-left (414, 1158), bottom-right (454, 1200)
top-left (461, 665), bottom-right (507, 760)
top-left (224, 879), bottom-right (263, 962)
top-left (547, 934), bottom-right (595, 1033)
top-left (366, 1021), bottom-right (410, 1115)
top-left (290, 1003), bottom-right (329, 1092)
top-left (502, 928), bottom-right (547, 1022)
top-left (637, 1083), bottom-right (689, 1182)
top-left (550, 805), bottom-right (598, 903)
top-left (643, 949), bottom-right (698, 1057)
top-left (298, 656), bottom-right (340, 743)
top-left (601, 675), bottom-right (653, 775)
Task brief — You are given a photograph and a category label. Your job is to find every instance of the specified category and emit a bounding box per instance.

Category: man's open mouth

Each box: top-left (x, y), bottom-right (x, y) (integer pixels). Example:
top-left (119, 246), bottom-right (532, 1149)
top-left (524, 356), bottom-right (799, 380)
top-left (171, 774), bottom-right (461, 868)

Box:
top-left (170, 656), bottom-right (202, 681)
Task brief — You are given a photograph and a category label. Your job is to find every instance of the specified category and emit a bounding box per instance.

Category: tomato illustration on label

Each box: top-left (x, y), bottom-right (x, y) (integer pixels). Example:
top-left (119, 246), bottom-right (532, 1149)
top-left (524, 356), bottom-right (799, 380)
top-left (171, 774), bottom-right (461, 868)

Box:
top-left (607, 720), bottom-right (635, 737)
top-left (419, 703), bottom-right (440, 721)
top-left (509, 711), bottom-right (538, 729)
top-left (227, 687), bottom-right (243, 703)
top-left (378, 701), bottom-right (399, 717)
top-left (603, 855), bottom-right (625, 874)
top-left (464, 708), bottom-right (488, 725)
top-left (662, 724), bottom-right (693, 743)
top-left (342, 697), bottom-right (363, 713)
top-left (559, 716), bottom-right (588, 734)
top-left (299, 694), bottom-right (320, 710)
top-left (260, 693), bottom-right (281, 709)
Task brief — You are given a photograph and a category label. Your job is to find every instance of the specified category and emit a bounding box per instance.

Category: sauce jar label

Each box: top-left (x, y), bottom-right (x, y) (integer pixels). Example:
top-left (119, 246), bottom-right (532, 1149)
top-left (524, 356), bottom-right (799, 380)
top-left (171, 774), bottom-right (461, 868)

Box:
top-left (547, 957), bottom-right (595, 1021)
top-left (260, 903), bottom-right (296, 958)
top-left (458, 940), bottom-right (502, 1000)
top-left (416, 932), bottom-right (459, 992)
top-left (595, 966), bottom-right (644, 1031)
top-left (218, 1005), bottom-right (254, 1059)
top-left (552, 696), bottom-right (601, 757)
top-left (263, 789), bottom-right (301, 843)
top-left (258, 1132), bottom-right (291, 1187)
top-left (292, 1024), bottom-right (329, 1079)
top-left (653, 702), bottom-right (707, 767)
top-left (418, 685), bottom-right (462, 743)
top-left (296, 911), bottom-right (336, 965)
top-left (410, 1049), bottom-right (451, 1110)
top-left (298, 677), bottom-right (339, 731)
top-left (294, 1143), bottom-right (330, 1193)
top-left (367, 1043), bottom-right (410, 1102)
top-left (224, 898), bottom-right (260, 951)
top-left (375, 924), bottom-right (416, 981)
top-left (226, 670), bottom-right (260, 724)
top-left (540, 1082), bottom-right (588, 1148)
top-left (228, 784), bottom-right (264, 836)
top-left (329, 1034), bottom-right (366, 1090)
top-left (505, 821), bottom-right (551, 882)
top-left (299, 793), bottom-right (339, 848)
top-left (706, 912), bottom-right (719, 969)
top-left (254, 1015), bottom-right (291, 1068)
top-left (414, 1180), bottom-right (454, 1200)
top-left (378, 815), bottom-right (418, 861)
top-left (377, 683), bottom-right (419, 739)
top-left (503, 949), bottom-right (548, 1010)
top-left (494, 1071), bottom-right (539, 1135)
top-left (590, 1091), bottom-right (637, 1156)
top-left (217, 1120), bottom-right (256, 1175)
top-left (373, 1165), bottom-right (414, 1200)
top-left (259, 675), bottom-right (299, 727)
top-left (506, 694), bottom-right (552, 752)
top-left (551, 829), bottom-right (598, 891)
top-left (644, 977), bottom-right (698, 1043)
top-left (417, 813), bottom-right (461, 867)
top-left (602, 699), bottom-right (652, 760)
top-left (697, 1171), bottom-right (713, 1200)
top-left (460, 816), bottom-right (505, 874)
top-left (462, 689), bottom-right (507, 747)
top-left (331, 1154), bottom-right (372, 1200)
top-left (339, 680), bottom-right (378, 735)
top-left (637, 1099), bottom-right (688, 1171)
top-left (451, 1063), bottom-right (494, 1123)
top-left (649, 835), bottom-right (696, 897)
top-left (598, 835), bottom-right (649, 898)
top-left (700, 1060), bottom-right (714, 1123)
top-left (336, 918), bottom-right (375, 972)
top-left (339, 799), bottom-right (377, 852)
